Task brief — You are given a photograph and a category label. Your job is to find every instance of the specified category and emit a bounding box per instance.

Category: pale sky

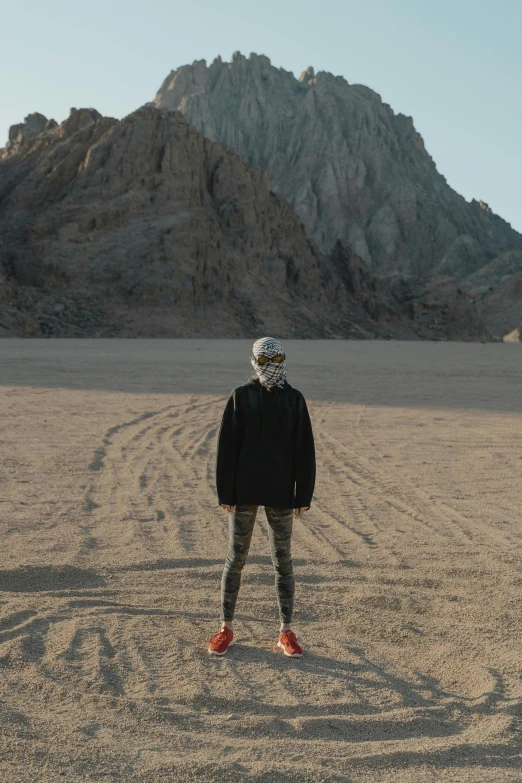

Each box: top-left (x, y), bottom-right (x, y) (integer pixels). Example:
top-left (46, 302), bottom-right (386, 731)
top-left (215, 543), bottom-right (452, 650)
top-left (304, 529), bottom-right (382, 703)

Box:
top-left (2, 0), bottom-right (520, 232)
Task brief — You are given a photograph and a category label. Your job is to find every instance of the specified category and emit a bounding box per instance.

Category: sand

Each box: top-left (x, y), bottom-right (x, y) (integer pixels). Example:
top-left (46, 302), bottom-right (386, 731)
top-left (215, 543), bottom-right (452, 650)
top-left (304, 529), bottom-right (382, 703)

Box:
top-left (1, 338), bottom-right (521, 782)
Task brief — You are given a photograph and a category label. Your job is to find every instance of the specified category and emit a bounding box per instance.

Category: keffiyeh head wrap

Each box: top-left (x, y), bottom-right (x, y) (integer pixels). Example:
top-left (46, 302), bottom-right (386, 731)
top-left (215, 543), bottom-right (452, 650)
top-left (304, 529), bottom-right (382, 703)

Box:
top-left (250, 336), bottom-right (287, 391)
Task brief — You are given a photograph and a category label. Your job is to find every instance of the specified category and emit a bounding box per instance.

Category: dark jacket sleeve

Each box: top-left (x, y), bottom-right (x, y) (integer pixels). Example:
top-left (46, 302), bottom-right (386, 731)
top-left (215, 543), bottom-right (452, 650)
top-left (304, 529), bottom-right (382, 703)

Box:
top-left (216, 390), bottom-right (242, 506)
top-left (293, 394), bottom-right (316, 510)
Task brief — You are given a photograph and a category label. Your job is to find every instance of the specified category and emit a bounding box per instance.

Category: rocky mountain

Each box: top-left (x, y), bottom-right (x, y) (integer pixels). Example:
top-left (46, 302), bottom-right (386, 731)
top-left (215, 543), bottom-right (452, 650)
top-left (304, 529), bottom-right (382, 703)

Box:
top-left (0, 55), bottom-right (518, 339)
top-left (154, 52), bottom-right (522, 292)
top-left (1, 105), bottom-right (433, 339)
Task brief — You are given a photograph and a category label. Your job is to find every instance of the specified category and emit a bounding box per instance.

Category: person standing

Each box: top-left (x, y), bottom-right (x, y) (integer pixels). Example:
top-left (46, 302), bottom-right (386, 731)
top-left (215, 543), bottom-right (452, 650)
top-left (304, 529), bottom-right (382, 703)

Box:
top-left (209, 336), bottom-right (316, 657)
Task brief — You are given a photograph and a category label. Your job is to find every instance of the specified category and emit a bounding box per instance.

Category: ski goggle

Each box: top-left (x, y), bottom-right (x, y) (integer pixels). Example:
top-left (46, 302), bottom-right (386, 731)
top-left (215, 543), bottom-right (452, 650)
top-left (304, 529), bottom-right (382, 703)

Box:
top-left (252, 353), bottom-right (285, 365)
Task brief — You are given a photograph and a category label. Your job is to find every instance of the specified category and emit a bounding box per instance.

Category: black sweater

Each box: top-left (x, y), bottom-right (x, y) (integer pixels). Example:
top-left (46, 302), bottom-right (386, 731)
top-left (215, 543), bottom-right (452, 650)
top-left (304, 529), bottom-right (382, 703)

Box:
top-left (215, 377), bottom-right (316, 510)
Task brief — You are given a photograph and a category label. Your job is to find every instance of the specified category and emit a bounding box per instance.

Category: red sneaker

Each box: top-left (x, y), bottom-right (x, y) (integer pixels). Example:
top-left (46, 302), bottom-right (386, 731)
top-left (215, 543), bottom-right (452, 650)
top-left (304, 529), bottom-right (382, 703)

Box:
top-left (208, 625), bottom-right (234, 655)
top-left (277, 629), bottom-right (303, 657)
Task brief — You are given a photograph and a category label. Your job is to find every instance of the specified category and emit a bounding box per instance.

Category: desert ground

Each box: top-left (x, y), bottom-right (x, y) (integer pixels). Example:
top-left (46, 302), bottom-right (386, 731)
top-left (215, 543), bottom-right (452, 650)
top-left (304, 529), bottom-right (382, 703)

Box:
top-left (1, 338), bottom-right (521, 782)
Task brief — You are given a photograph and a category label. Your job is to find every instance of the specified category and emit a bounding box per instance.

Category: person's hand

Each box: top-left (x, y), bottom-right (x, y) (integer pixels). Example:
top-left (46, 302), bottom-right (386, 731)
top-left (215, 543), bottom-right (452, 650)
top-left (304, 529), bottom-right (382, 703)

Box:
top-left (294, 507), bottom-right (309, 517)
top-left (220, 504), bottom-right (235, 512)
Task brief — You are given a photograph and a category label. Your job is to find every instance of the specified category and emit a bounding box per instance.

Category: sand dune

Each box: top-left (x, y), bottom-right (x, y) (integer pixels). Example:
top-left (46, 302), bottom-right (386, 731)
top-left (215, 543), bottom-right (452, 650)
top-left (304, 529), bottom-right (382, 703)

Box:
top-left (1, 339), bottom-right (521, 782)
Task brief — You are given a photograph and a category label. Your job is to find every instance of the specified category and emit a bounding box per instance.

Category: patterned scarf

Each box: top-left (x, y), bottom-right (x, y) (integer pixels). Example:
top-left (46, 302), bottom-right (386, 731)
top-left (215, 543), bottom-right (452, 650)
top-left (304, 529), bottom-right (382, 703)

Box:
top-left (250, 336), bottom-right (287, 391)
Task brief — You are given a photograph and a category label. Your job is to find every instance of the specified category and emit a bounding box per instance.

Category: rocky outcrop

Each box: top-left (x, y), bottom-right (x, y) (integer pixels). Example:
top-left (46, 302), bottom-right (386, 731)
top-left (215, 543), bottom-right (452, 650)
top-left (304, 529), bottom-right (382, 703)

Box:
top-left (503, 323), bottom-right (521, 342)
top-left (154, 52), bottom-right (522, 282)
top-left (2, 112), bottom-right (58, 158)
top-left (329, 240), bottom-right (394, 324)
top-left (1, 105), bottom-right (421, 338)
top-left (398, 275), bottom-right (486, 340)
top-left (455, 249), bottom-right (522, 338)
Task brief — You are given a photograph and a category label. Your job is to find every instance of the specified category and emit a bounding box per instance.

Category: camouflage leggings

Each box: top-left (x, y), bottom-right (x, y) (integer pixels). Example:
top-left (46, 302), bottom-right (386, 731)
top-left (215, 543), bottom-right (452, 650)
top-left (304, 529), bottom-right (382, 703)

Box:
top-left (221, 504), bottom-right (294, 623)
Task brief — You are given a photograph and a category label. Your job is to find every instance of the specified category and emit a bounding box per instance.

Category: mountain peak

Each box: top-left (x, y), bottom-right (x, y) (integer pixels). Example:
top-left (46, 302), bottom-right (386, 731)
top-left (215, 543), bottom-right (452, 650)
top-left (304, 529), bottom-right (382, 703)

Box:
top-left (1, 101), bottom-right (404, 338)
top-left (298, 65), bottom-right (314, 83)
top-left (154, 54), bottom-right (522, 280)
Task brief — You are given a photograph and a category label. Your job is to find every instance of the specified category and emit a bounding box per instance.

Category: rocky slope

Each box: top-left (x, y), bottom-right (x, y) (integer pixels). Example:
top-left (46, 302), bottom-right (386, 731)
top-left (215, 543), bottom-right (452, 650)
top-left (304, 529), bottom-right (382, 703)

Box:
top-left (154, 52), bottom-right (522, 288)
top-left (1, 105), bottom-right (436, 339)
top-left (460, 250), bottom-right (522, 337)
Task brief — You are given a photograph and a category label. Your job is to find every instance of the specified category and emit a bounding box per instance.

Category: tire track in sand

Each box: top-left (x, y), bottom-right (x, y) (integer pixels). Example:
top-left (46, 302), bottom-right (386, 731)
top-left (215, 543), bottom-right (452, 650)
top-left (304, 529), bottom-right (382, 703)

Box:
top-left (79, 396), bottom-right (224, 564)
